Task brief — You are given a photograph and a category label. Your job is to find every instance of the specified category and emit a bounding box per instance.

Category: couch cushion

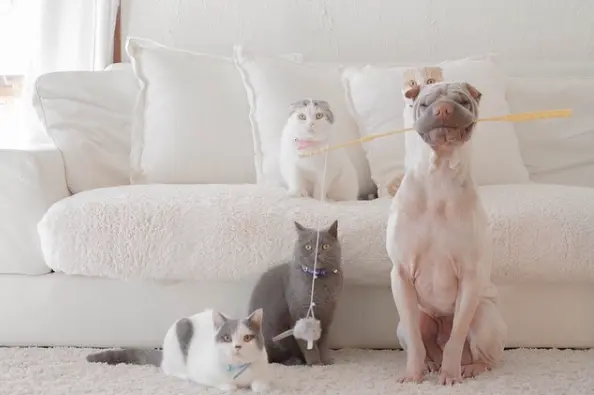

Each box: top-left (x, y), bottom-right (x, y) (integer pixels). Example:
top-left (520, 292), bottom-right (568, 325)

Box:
top-left (38, 184), bottom-right (594, 285)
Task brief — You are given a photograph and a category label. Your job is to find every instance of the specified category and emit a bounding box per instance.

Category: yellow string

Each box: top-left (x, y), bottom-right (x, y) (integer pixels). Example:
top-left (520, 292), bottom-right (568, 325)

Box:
top-left (299, 108), bottom-right (573, 158)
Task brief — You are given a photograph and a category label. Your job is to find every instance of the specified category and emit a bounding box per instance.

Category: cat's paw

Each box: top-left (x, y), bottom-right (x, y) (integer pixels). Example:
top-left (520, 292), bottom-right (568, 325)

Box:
top-left (251, 380), bottom-right (270, 393)
top-left (217, 383), bottom-right (238, 392)
top-left (320, 350), bottom-right (334, 365)
top-left (282, 357), bottom-right (305, 366)
top-left (287, 188), bottom-right (309, 198)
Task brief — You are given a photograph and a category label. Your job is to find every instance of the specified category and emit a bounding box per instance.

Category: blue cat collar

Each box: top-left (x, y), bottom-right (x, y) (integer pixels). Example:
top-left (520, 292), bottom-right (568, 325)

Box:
top-left (226, 362), bottom-right (251, 379)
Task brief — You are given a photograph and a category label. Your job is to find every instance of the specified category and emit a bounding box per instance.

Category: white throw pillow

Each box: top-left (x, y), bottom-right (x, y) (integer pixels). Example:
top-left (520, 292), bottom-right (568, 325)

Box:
top-left (343, 56), bottom-right (530, 195)
top-left (127, 37), bottom-right (257, 184)
top-left (233, 47), bottom-right (375, 196)
top-left (33, 67), bottom-right (139, 193)
top-left (507, 77), bottom-right (594, 188)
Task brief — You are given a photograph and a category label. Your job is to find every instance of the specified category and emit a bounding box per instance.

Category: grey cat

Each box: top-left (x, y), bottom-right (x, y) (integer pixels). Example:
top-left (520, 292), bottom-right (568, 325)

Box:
top-left (248, 220), bottom-right (343, 366)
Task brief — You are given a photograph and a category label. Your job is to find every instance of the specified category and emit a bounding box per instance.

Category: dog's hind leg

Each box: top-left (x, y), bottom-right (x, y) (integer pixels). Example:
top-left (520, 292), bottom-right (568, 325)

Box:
top-left (462, 298), bottom-right (507, 378)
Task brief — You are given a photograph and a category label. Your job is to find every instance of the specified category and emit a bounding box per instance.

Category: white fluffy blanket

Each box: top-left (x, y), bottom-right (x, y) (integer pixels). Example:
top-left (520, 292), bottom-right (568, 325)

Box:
top-left (38, 183), bottom-right (594, 285)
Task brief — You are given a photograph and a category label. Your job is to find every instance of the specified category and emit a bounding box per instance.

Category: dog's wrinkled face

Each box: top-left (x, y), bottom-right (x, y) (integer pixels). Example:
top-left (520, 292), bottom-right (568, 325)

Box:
top-left (407, 82), bottom-right (482, 151)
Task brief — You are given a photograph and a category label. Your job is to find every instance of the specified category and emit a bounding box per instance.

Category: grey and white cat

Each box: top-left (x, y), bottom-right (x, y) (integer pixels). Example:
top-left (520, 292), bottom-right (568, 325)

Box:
top-left (279, 99), bottom-right (359, 201)
top-left (248, 220), bottom-right (343, 366)
top-left (86, 309), bottom-right (270, 392)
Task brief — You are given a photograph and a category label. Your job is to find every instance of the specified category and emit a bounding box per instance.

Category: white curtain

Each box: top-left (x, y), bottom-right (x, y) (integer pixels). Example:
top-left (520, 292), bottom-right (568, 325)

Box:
top-left (16, 0), bottom-right (120, 145)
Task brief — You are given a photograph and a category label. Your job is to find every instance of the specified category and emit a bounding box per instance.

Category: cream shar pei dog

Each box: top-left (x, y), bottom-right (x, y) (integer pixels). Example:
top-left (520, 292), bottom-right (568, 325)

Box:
top-left (386, 81), bottom-right (507, 385)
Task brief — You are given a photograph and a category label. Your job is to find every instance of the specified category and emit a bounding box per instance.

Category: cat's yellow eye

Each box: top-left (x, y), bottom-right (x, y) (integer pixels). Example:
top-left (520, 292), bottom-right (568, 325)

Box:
top-left (222, 335), bottom-right (232, 342)
top-left (243, 334), bottom-right (254, 342)
top-left (408, 80), bottom-right (417, 87)
top-left (322, 244), bottom-right (330, 250)
top-left (298, 113), bottom-right (306, 120)
top-left (305, 244), bottom-right (312, 250)
top-left (315, 112), bottom-right (324, 120)
top-left (426, 78), bottom-right (435, 84)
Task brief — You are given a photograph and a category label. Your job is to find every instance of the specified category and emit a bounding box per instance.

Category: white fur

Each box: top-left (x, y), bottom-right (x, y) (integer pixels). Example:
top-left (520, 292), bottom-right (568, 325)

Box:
top-left (387, 85), bottom-right (506, 384)
top-left (160, 309), bottom-right (270, 392)
top-left (279, 101), bottom-right (359, 201)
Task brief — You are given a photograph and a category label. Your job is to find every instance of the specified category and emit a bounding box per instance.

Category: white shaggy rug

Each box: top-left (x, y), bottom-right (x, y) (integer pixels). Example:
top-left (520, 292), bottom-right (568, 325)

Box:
top-left (2, 348), bottom-right (593, 395)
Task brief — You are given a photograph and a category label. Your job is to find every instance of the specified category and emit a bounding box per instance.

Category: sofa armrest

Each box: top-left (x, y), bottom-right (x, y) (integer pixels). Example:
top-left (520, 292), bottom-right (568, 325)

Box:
top-left (0, 145), bottom-right (70, 274)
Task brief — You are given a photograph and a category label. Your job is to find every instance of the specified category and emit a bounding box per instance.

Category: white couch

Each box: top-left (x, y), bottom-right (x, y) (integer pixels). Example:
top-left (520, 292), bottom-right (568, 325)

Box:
top-left (2, 58), bottom-right (594, 350)
top-left (2, 0), bottom-right (594, 350)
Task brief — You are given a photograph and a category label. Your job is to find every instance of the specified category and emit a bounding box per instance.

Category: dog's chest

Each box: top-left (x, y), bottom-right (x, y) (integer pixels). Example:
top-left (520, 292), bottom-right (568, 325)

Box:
top-left (392, 171), bottom-right (485, 315)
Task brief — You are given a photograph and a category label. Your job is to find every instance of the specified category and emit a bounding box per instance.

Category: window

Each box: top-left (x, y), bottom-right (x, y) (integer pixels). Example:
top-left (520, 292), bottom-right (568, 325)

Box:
top-left (0, 0), bottom-right (34, 143)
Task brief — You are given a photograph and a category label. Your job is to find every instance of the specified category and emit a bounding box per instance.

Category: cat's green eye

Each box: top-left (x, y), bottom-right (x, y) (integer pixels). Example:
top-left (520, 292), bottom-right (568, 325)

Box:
top-left (305, 244), bottom-right (312, 250)
top-left (315, 112), bottom-right (323, 120)
top-left (243, 334), bottom-right (254, 342)
top-left (298, 114), bottom-right (306, 120)
top-left (322, 244), bottom-right (330, 250)
top-left (222, 335), bottom-right (232, 342)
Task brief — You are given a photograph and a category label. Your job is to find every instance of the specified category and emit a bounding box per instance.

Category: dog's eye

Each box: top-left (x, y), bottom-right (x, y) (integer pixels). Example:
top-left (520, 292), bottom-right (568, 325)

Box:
top-left (419, 103), bottom-right (428, 108)
top-left (459, 100), bottom-right (471, 107)
top-left (322, 244), bottom-right (330, 250)
top-left (243, 334), bottom-right (254, 342)
top-left (298, 114), bottom-right (306, 120)
top-left (426, 78), bottom-right (435, 84)
top-left (315, 113), bottom-right (324, 120)
top-left (305, 244), bottom-right (312, 250)
top-left (408, 80), bottom-right (417, 87)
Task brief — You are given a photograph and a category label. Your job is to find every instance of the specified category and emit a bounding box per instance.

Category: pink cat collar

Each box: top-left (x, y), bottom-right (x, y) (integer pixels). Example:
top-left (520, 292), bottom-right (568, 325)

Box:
top-left (294, 138), bottom-right (321, 150)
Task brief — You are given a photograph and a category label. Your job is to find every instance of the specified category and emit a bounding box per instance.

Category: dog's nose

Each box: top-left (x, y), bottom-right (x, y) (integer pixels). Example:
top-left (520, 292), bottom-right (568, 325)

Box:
top-left (433, 102), bottom-right (454, 120)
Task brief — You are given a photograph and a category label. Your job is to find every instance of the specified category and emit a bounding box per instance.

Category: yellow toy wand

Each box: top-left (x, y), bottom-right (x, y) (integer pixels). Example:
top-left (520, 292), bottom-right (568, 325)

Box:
top-left (299, 109), bottom-right (573, 158)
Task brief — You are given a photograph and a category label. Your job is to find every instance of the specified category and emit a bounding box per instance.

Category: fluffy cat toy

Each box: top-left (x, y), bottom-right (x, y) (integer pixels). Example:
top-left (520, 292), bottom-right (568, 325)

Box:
top-left (279, 99), bottom-right (359, 201)
top-left (248, 220), bottom-right (343, 366)
top-left (86, 309), bottom-right (270, 392)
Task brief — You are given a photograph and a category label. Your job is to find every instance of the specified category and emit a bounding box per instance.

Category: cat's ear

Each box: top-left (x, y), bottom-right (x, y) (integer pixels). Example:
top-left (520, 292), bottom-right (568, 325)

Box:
top-left (288, 99), bottom-right (308, 116)
top-left (314, 100), bottom-right (334, 124)
top-left (294, 221), bottom-right (306, 232)
top-left (212, 311), bottom-right (228, 330)
top-left (246, 308), bottom-right (264, 330)
top-left (327, 220), bottom-right (338, 238)
top-left (404, 85), bottom-right (421, 101)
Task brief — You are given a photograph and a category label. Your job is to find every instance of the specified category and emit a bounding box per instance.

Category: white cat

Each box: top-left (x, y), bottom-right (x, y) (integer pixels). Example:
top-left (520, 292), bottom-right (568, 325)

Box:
top-left (87, 309), bottom-right (270, 392)
top-left (279, 99), bottom-right (359, 201)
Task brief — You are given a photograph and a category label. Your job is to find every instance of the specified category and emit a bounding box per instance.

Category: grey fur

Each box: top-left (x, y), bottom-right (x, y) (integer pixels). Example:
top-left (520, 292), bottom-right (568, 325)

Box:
top-left (411, 82), bottom-right (482, 149)
top-left (215, 318), bottom-right (239, 343)
top-left (176, 318), bottom-right (194, 361)
top-left (248, 220), bottom-right (343, 366)
top-left (288, 98), bottom-right (335, 124)
top-left (86, 348), bottom-right (162, 367)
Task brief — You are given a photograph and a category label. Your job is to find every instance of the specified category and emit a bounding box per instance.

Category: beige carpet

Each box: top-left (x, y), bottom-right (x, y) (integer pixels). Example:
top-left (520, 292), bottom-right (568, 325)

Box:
top-left (1, 347), bottom-right (593, 395)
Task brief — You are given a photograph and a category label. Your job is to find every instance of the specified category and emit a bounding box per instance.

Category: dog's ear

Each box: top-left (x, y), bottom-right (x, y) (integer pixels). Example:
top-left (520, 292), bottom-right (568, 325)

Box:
top-left (463, 83), bottom-right (482, 103)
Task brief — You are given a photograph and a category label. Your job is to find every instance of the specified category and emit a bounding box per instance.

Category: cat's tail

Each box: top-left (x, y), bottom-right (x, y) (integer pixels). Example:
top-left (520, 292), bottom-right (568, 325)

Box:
top-left (86, 349), bottom-right (162, 367)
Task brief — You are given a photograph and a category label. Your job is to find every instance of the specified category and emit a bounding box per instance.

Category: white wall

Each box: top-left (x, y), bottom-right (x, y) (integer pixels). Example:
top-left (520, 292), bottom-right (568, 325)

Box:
top-left (122, 0), bottom-right (594, 63)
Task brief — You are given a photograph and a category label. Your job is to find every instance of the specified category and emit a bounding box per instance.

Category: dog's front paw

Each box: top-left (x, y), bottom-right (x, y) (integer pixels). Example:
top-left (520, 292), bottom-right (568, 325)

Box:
top-left (397, 371), bottom-right (425, 384)
top-left (438, 366), bottom-right (462, 386)
top-left (251, 380), bottom-right (270, 393)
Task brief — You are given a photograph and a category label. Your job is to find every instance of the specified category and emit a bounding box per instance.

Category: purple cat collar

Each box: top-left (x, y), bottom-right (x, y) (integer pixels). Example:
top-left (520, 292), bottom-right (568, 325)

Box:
top-left (301, 264), bottom-right (328, 278)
